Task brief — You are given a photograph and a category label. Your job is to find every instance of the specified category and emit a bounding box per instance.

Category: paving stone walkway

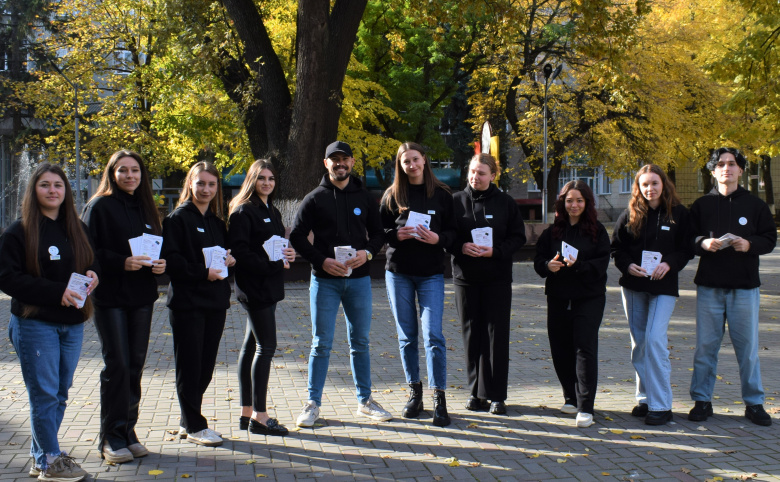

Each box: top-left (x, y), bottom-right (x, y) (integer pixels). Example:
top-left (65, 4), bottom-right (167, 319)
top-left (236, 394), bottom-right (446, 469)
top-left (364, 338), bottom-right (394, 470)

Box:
top-left (1, 254), bottom-right (779, 481)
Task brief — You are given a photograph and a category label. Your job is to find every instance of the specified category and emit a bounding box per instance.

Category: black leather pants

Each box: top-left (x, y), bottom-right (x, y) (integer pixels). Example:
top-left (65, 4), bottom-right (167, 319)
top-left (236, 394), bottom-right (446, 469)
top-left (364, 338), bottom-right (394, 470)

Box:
top-left (94, 304), bottom-right (153, 450)
top-left (237, 303), bottom-right (278, 411)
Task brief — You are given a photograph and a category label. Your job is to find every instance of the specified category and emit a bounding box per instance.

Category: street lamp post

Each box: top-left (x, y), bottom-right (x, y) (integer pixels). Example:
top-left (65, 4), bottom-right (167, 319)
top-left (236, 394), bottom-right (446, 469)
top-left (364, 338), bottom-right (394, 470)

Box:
top-left (46, 59), bottom-right (82, 213)
top-left (542, 63), bottom-right (562, 224)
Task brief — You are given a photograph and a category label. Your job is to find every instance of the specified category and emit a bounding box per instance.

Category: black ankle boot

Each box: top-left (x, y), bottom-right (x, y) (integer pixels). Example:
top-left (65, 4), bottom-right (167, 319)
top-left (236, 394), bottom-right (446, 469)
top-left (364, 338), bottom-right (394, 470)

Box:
top-left (403, 382), bottom-right (424, 418)
top-left (432, 390), bottom-right (451, 427)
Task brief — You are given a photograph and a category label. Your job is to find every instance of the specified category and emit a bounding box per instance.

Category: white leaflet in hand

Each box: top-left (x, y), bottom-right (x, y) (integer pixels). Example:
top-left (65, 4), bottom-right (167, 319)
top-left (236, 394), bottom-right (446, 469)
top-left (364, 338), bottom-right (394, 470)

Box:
top-left (263, 235), bottom-right (283, 260)
top-left (128, 234), bottom-right (163, 266)
top-left (561, 241), bottom-right (579, 262)
top-left (471, 227), bottom-right (493, 248)
top-left (334, 245), bottom-right (356, 277)
top-left (718, 233), bottom-right (739, 250)
top-left (641, 250), bottom-right (662, 276)
top-left (203, 246), bottom-right (229, 278)
top-left (405, 211), bottom-right (431, 237)
top-left (67, 272), bottom-right (92, 309)
top-left (273, 238), bottom-right (289, 262)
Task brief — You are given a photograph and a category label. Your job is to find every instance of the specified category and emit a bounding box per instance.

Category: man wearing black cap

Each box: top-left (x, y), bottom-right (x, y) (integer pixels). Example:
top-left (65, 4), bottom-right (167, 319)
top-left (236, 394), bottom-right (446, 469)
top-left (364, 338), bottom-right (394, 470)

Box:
top-left (290, 140), bottom-right (391, 427)
top-left (688, 147), bottom-right (776, 426)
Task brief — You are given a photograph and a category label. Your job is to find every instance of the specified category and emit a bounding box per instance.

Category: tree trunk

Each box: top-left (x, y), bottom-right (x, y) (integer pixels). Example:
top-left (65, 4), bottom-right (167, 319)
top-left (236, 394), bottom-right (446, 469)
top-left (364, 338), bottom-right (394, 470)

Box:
top-left (700, 166), bottom-right (712, 195)
top-left (760, 155), bottom-right (774, 213)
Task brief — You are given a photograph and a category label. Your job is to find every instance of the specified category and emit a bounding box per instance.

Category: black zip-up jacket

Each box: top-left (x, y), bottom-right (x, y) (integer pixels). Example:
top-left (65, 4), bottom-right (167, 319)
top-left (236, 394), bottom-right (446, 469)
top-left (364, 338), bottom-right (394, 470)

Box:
top-left (691, 186), bottom-right (776, 289)
top-left (81, 190), bottom-right (160, 308)
top-left (228, 194), bottom-right (286, 308)
top-left (534, 221), bottom-right (610, 299)
top-left (381, 184), bottom-right (457, 277)
top-left (290, 175), bottom-right (384, 279)
top-left (162, 201), bottom-right (231, 311)
top-left (0, 216), bottom-right (100, 324)
top-left (450, 184), bottom-right (527, 286)
top-left (611, 204), bottom-right (693, 297)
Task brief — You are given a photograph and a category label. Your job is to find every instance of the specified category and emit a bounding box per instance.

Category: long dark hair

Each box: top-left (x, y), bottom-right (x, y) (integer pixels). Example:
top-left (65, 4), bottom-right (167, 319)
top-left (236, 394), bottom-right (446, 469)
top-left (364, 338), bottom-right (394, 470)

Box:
top-left (627, 164), bottom-right (681, 237)
top-left (551, 180), bottom-right (599, 241)
top-left (381, 142), bottom-right (449, 212)
top-left (229, 159), bottom-right (277, 215)
top-left (177, 161), bottom-right (224, 219)
top-left (89, 149), bottom-right (161, 234)
top-left (21, 162), bottom-right (94, 318)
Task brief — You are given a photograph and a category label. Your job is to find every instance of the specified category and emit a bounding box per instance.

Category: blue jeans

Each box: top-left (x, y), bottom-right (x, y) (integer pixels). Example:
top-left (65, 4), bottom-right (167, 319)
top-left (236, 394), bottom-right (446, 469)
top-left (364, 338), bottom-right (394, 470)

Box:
top-left (308, 275), bottom-right (373, 405)
top-left (385, 272), bottom-right (446, 390)
top-left (9, 315), bottom-right (83, 469)
top-left (621, 288), bottom-right (677, 411)
top-left (691, 286), bottom-right (764, 405)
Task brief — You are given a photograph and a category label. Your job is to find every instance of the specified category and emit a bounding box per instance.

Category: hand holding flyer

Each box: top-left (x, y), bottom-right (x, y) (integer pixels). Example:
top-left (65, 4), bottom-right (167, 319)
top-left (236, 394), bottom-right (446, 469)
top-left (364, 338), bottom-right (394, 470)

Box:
top-left (334, 246), bottom-right (356, 277)
top-left (471, 227), bottom-right (493, 248)
top-left (202, 246), bottom-right (229, 278)
top-left (717, 233), bottom-right (740, 250)
top-left (405, 211), bottom-right (432, 237)
top-left (67, 272), bottom-right (92, 309)
top-left (128, 233), bottom-right (163, 265)
top-left (561, 241), bottom-right (578, 263)
top-left (641, 250), bottom-right (662, 276)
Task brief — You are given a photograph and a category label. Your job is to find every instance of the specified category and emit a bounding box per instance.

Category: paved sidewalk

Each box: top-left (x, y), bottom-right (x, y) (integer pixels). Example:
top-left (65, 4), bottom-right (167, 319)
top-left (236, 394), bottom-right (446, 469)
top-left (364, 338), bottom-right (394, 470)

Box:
top-left (1, 254), bottom-right (779, 481)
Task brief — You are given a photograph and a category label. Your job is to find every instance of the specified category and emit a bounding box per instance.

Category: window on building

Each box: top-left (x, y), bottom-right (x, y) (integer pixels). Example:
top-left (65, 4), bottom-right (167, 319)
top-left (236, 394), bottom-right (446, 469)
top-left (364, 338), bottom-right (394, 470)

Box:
top-left (620, 172), bottom-right (633, 193)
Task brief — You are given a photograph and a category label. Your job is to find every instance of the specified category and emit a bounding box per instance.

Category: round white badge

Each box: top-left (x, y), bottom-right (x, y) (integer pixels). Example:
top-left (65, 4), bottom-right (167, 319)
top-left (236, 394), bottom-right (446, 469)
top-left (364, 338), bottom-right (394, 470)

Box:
top-left (739, 217), bottom-right (748, 226)
top-left (48, 246), bottom-right (59, 255)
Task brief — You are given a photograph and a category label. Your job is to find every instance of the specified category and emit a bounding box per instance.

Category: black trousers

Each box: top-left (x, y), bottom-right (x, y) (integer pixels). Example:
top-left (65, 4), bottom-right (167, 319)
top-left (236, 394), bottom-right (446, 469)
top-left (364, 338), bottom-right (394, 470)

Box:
top-left (237, 303), bottom-right (278, 412)
top-left (169, 308), bottom-right (226, 433)
top-left (455, 283), bottom-right (512, 401)
top-left (94, 304), bottom-right (153, 450)
top-left (546, 294), bottom-right (606, 414)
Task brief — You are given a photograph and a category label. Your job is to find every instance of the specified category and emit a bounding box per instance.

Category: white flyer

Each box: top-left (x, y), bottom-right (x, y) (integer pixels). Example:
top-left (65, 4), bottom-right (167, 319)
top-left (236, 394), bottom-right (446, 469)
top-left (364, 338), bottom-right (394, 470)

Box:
top-left (641, 250), bottom-right (662, 276)
top-left (405, 211), bottom-right (431, 237)
top-left (561, 241), bottom-right (579, 262)
top-left (263, 235), bottom-right (288, 261)
top-left (128, 234), bottom-right (163, 265)
top-left (67, 272), bottom-right (92, 309)
top-left (471, 227), bottom-right (493, 248)
top-left (718, 233), bottom-right (740, 250)
top-left (202, 246), bottom-right (228, 278)
top-left (334, 245), bottom-right (356, 277)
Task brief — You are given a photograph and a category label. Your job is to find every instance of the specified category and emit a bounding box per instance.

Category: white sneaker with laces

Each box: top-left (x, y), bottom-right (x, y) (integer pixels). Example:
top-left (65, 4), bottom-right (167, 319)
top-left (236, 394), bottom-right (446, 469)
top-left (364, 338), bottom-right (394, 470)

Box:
top-left (179, 426), bottom-right (221, 439)
top-left (560, 404), bottom-right (578, 414)
top-left (575, 412), bottom-right (594, 427)
top-left (186, 428), bottom-right (223, 447)
top-left (356, 396), bottom-right (393, 422)
top-left (296, 401), bottom-right (321, 427)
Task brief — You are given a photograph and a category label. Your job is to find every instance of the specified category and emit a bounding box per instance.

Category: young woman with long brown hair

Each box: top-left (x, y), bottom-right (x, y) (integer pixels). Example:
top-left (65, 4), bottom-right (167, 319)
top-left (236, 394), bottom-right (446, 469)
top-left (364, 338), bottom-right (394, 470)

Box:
top-left (228, 160), bottom-right (294, 436)
top-left (0, 162), bottom-right (98, 481)
top-left (162, 161), bottom-right (235, 447)
top-left (611, 164), bottom-right (692, 425)
top-left (81, 150), bottom-right (166, 462)
top-left (534, 180), bottom-right (610, 428)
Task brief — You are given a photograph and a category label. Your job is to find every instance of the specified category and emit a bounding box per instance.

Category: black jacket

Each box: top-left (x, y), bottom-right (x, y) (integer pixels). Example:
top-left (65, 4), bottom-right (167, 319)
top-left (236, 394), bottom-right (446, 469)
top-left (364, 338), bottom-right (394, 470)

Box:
top-left (690, 186), bottom-right (776, 289)
top-left (611, 204), bottom-right (693, 297)
top-left (162, 201), bottom-right (231, 311)
top-left (381, 184), bottom-right (456, 277)
top-left (290, 175), bottom-right (384, 279)
top-left (0, 217), bottom-right (100, 324)
top-left (228, 194), bottom-right (286, 308)
top-left (534, 221), bottom-right (610, 299)
top-left (450, 184), bottom-right (526, 286)
top-left (81, 190), bottom-right (160, 308)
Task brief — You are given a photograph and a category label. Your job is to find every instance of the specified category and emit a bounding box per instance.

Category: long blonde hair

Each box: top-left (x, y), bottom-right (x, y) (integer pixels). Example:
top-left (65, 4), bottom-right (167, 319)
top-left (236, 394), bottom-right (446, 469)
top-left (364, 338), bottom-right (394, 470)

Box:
top-left (229, 160), bottom-right (277, 215)
top-left (627, 164), bottom-right (680, 238)
top-left (177, 161), bottom-right (224, 219)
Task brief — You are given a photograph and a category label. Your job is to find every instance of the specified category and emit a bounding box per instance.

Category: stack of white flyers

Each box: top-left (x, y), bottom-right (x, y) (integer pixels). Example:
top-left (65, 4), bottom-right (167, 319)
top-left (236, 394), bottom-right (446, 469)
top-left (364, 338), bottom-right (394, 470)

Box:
top-left (128, 233), bottom-right (163, 265)
top-left (718, 233), bottom-right (739, 250)
top-left (405, 211), bottom-right (431, 237)
top-left (202, 246), bottom-right (228, 278)
top-left (67, 272), bottom-right (92, 309)
top-left (263, 235), bottom-right (289, 262)
top-left (471, 227), bottom-right (493, 247)
top-left (561, 241), bottom-right (579, 262)
top-left (334, 246), bottom-right (356, 276)
top-left (641, 250), bottom-right (662, 276)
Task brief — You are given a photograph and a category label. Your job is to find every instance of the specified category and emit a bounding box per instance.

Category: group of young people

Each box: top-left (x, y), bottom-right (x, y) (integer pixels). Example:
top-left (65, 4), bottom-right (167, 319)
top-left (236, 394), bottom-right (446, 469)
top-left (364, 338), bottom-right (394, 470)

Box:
top-left (0, 143), bottom-right (774, 482)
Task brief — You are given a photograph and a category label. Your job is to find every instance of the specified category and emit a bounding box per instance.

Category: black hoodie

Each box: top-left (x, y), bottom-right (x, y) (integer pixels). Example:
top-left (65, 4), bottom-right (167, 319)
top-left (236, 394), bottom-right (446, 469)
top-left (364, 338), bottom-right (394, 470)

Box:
top-left (611, 204), bottom-right (693, 297)
top-left (534, 221), bottom-right (610, 299)
top-left (450, 184), bottom-right (527, 285)
top-left (290, 175), bottom-right (384, 279)
top-left (381, 184), bottom-right (457, 277)
top-left (162, 201), bottom-right (231, 310)
top-left (690, 186), bottom-right (776, 289)
top-left (228, 194), bottom-right (287, 308)
top-left (0, 216), bottom-right (100, 325)
top-left (81, 190), bottom-right (160, 307)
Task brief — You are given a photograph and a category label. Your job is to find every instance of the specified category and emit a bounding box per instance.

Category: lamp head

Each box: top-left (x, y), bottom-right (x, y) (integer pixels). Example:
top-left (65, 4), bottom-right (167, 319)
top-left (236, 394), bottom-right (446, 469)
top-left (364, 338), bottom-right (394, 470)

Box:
top-left (543, 64), bottom-right (552, 80)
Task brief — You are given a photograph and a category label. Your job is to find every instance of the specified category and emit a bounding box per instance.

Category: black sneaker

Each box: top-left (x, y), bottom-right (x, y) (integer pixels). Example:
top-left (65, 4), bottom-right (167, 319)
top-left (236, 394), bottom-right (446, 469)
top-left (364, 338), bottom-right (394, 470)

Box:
top-left (745, 404), bottom-right (772, 426)
top-left (645, 410), bottom-right (672, 425)
top-left (631, 403), bottom-right (649, 417)
top-left (688, 401), bottom-right (713, 422)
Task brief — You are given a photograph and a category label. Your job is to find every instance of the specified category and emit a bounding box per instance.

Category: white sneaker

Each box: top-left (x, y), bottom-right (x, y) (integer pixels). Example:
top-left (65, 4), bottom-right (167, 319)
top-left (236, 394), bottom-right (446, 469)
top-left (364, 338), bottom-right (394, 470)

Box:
top-left (296, 401), bottom-right (321, 427)
top-left (575, 412), bottom-right (594, 428)
top-left (561, 404), bottom-right (578, 414)
top-left (179, 426), bottom-right (221, 438)
top-left (186, 428), bottom-right (223, 447)
top-left (356, 396), bottom-right (393, 422)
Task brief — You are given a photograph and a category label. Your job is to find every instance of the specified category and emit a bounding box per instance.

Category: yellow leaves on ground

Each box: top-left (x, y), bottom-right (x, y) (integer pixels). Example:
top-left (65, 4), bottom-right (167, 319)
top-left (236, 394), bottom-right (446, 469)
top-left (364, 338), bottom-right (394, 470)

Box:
top-left (445, 457), bottom-right (459, 467)
top-left (148, 469), bottom-right (164, 476)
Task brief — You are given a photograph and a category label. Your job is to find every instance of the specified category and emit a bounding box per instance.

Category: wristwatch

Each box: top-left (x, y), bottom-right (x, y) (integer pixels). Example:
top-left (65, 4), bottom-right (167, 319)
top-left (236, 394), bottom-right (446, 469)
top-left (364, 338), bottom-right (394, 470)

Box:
top-left (364, 250), bottom-right (373, 261)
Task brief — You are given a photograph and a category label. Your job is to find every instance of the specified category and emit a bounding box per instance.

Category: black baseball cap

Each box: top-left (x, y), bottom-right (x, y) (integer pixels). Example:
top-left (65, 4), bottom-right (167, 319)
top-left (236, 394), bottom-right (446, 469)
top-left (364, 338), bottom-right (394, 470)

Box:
top-left (325, 141), bottom-right (353, 159)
